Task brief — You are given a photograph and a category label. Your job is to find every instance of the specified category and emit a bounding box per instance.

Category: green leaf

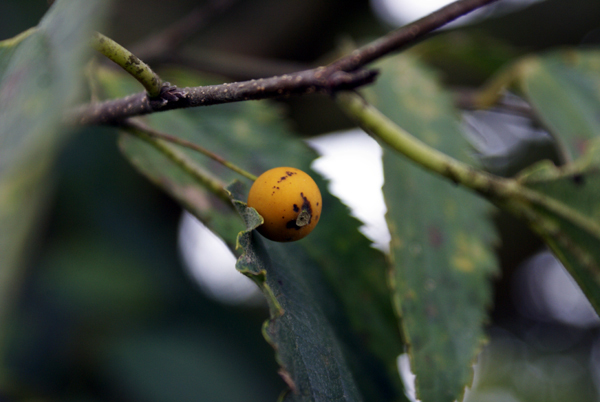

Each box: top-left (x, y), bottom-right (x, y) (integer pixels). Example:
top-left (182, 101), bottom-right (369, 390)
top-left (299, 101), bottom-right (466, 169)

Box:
top-left (118, 130), bottom-right (243, 250)
top-left (512, 139), bottom-right (600, 312)
top-left (35, 235), bottom-right (164, 320)
top-left (231, 188), bottom-right (363, 402)
top-left (519, 49), bottom-right (600, 161)
top-left (0, 0), bottom-right (106, 335)
top-left (0, 28), bottom-right (36, 78)
top-left (368, 55), bottom-right (499, 402)
top-left (107, 67), bottom-right (405, 401)
top-left (99, 324), bottom-right (281, 402)
top-left (479, 48), bottom-right (600, 314)
top-left (410, 31), bottom-right (517, 85)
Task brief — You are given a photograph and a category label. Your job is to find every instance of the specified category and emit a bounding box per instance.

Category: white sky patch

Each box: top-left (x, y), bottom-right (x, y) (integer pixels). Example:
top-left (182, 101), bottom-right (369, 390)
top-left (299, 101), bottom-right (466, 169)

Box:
top-left (370, 0), bottom-right (542, 27)
top-left (515, 251), bottom-right (600, 328)
top-left (307, 129), bottom-right (390, 252)
top-left (178, 211), bottom-right (263, 306)
top-left (397, 353), bottom-right (419, 402)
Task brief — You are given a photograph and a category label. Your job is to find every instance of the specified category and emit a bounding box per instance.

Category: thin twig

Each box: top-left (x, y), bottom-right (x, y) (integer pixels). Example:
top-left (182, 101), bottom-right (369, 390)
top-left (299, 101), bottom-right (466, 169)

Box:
top-left (336, 91), bottom-right (600, 242)
top-left (91, 32), bottom-right (162, 97)
top-left (330, 0), bottom-right (501, 72)
top-left (122, 125), bottom-right (231, 203)
top-left (123, 119), bottom-right (258, 181)
top-left (336, 90), bottom-right (600, 295)
top-left (74, 0), bottom-right (500, 125)
top-left (71, 68), bottom-right (378, 125)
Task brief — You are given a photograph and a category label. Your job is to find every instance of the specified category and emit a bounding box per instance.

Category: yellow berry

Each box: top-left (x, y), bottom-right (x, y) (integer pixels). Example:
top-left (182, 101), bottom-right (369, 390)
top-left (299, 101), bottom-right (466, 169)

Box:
top-left (247, 167), bottom-right (322, 242)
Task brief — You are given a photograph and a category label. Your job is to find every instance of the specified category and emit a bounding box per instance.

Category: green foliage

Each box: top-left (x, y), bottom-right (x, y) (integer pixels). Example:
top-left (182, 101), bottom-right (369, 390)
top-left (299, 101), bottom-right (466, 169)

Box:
top-left (2, 2), bottom-right (600, 402)
top-left (520, 50), bottom-right (600, 160)
top-left (233, 189), bottom-right (363, 401)
top-left (514, 143), bottom-right (600, 312)
top-left (103, 66), bottom-right (405, 401)
top-left (368, 55), bottom-right (499, 402)
top-left (475, 49), bottom-right (600, 315)
top-left (0, 0), bottom-right (106, 351)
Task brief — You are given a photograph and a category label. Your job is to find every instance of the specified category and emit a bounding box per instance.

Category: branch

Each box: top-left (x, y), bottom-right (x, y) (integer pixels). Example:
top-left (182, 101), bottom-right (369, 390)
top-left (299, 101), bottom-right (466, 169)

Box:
top-left (336, 91), bottom-right (600, 248)
top-left (335, 91), bottom-right (499, 195)
top-left (330, 0), bottom-right (501, 72)
top-left (122, 124), bottom-right (232, 203)
top-left (73, 0), bottom-right (500, 125)
top-left (123, 119), bottom-right (258, 181)
top-left (72, 68), bottom-right (378, 125)
top-left (91, 32), bottom-right (162, 97)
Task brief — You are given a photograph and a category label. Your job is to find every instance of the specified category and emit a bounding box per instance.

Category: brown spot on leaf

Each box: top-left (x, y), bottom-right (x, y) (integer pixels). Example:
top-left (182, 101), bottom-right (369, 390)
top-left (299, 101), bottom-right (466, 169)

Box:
top-left (426, 304), bottom-right (438, 319)
top-left (428, 225), bottom-right (443, 248)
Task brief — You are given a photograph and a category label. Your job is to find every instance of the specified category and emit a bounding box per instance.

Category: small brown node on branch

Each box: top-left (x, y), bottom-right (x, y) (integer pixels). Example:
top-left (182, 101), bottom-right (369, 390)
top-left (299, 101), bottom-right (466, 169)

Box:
top-left (156, 82), bottom-right (186, 101)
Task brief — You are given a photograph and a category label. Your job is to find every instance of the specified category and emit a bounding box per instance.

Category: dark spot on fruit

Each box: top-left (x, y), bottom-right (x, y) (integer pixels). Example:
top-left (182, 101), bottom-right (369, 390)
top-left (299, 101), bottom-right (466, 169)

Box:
top-left (293, 204), bottom-right (299, 212)
top-left (299, 193), bottom-right (313, 224)
top-left (286, 219), bottom-right (302, 230)
top-left (277, 171), bottom-right (296, 183)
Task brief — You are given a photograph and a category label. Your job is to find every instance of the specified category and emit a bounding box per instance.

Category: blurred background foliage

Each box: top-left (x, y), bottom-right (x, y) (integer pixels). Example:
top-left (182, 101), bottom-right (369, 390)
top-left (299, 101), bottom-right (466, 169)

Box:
top-left (1, 0), bottom-right (600, 401)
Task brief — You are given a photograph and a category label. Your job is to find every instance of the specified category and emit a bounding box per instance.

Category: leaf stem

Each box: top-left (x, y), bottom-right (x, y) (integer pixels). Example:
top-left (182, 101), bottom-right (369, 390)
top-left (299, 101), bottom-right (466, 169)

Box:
top-left (336, 91), bottom-right (498, 192)
top-left (124, 119), bottom-right (258, 181)
top-left (122, 125), bottom-right (231, 203)
top-left (91, 32), bottom-right (162, 97)
top-left (336, 91), bottom-right (600, 239)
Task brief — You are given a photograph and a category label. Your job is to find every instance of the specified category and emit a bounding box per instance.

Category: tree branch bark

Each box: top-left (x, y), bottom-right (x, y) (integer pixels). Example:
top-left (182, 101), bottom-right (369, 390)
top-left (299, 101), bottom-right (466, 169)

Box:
top-left (330, 0), bottom-right (500, 72)
top-left (72, 0), bottom-right (501, 126)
